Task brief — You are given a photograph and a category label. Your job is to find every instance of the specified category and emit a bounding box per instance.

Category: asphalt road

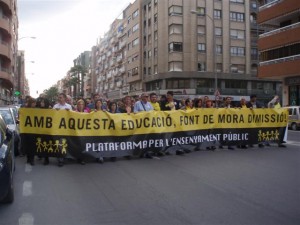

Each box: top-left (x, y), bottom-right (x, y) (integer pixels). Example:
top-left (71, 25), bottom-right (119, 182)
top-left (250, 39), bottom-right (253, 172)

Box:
top-left (0, 135), bottom-right (299, 225)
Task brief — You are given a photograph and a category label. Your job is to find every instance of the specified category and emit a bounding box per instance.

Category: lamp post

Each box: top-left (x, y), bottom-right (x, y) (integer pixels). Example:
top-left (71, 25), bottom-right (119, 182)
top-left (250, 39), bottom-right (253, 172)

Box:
top-left (18, 36), bottom-right (36, 41)
top-left (191, 10), bottom-right (219, 105)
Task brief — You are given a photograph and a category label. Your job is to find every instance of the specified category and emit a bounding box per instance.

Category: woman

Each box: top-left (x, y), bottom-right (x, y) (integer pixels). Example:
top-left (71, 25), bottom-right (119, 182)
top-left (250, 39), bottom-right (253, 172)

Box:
top-left (75, 99), bottom-right (90, 165)
top-left (181, 98), bottom-right (194, 110)
top-left (108, 101), bottom-right (120, 114)
top-left (75, 99), bottom-right (90, 113)
top-left (93, 99), bottom-right (105, 163)
top-left (194, 98), bottom-right (203, 109)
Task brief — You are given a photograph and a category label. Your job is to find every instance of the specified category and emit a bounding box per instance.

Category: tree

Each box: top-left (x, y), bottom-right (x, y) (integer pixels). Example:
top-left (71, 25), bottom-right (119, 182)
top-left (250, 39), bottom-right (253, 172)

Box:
top-left (43, 86), bottom-right (58, 104)
top-left (69, 65), bottom-right (87, 97)
top-left (63, 77), bottom-right (79, 97)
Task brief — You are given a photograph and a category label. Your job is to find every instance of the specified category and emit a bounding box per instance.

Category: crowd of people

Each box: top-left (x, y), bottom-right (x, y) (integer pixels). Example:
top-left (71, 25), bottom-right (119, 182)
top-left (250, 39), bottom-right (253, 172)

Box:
top-left (20, 91), bottom-right (287, 167)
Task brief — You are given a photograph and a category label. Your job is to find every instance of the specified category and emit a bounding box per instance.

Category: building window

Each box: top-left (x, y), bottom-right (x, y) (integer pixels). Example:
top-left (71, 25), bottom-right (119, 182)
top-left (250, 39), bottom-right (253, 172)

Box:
top-left (216, 63), bottom-right (223, 72)
top-left (154, 13), bottom-right (158, 23)
top-left (214, 10), bottom-right (222, 19)
top-left (196, 7), bottom-right (205, 16)
top-left (148, 50), bottom-right (152, 58)
top-left (230, 64), bottom-right (245, 73)
top-left (215, 27), bottom-right (222, 36)
top-left (169, 24), bottom-right (183, 35)
top-left (216, 45), bottom-right (222, 54)
top-left (230, 12), bottom-right (245, 22)
top-left (127, 29), bottom-right (131, 37)
top-left (127, 15), bottom-right (131, 24)
top-left (148, 34), bottom-right (152, 45)
top-left (132, 38), bottom-right (139, 47)
top-left (132, 23), bottom-right (139, 33)
top-left (230, 0), bottom-right (244, 3)
top-left (231, 47), bottom-right (245, 56)
top-left (169, 42), bottom-right (183, 52)
top-left (251, 48), bottom-right (258, 60)
top-left (166, 79), bottom-right (190, 89)
top-left (198, 62), bottom-right (206, 72)
top-left (197, 25), bottom-right (205, 35)
top-left (148, 67), bottom-right (152, 75)
top-left (230, 29), bottom-right (245, 39)
top-left (197, 43), bottom-right (206, 52)
top-left (168, 61), bottom-right (183, 71)
top-left (154, 31), bottom-right (158, 40)
top-left (154, 48), bottom-right (158, 57)
top-left (133, 10), bottom-right (139, 19)
top-left (169, 5), bottom-right (183, 16)
top-left (132, 67), bottom-right (138, 75)
top-left (154, 65), bottom-right (158, 74)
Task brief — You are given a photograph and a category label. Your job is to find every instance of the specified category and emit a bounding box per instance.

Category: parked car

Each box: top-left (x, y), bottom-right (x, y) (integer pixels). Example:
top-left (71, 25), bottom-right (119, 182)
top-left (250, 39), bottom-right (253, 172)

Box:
top-left (284, 106), bottom-right (300, 131)
top-left (0, 114), bottom-right (15, 203)
top-left (0, 107), bottom-right (21, 156)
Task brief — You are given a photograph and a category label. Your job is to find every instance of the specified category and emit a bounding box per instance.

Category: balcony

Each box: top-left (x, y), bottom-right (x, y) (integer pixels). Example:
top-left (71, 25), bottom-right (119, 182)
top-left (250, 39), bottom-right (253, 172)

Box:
top-left (258, 22), bottom-right (300, 51)
top-left (258, 0), bottom-right (300, 24)
top-left (116, 81), bottom-right (123, 87)
top-left (0, 16), bottom-right (10, 33)
top-left (0, 68), bottom-right (13, 86)
top-left (0, 41), bottom-right (10, 59)
top-left (258, 54), bottom-right (300, 79)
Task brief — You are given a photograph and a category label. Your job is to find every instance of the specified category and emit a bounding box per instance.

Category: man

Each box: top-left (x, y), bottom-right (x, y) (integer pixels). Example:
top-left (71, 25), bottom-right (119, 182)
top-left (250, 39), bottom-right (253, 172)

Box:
top-left (220, 97), bottom-right (235, 150)
top-left (160, 91), bottom-right (181, 111)
top-left (160, 91), bottom-right (185, 155)
top-left (134, 93), bottom-right (153, 113)
top-left (87, 93), bottom-right (101, 110)
top-left (246, 94), bottom-right (264, 148)
top-left (149, 92), bottom-right (161, 111)
top-left (53, 93), bottom-right (73, 167)
top-left (246, 94), bottom-right (263, 109)
top-left (66, 95), bottom-right (75, 110)
top-left (268, 95), bottom-right (286, 148)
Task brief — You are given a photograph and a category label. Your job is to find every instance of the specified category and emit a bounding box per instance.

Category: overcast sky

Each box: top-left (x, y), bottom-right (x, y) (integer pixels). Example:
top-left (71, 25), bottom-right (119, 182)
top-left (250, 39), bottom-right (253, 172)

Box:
top-left (18, 0), bottom-right (133, 97)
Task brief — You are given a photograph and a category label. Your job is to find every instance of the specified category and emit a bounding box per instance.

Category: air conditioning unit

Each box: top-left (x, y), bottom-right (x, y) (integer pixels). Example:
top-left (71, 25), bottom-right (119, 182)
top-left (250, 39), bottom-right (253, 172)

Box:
top-left (209, 88), bottom-right (214, 93)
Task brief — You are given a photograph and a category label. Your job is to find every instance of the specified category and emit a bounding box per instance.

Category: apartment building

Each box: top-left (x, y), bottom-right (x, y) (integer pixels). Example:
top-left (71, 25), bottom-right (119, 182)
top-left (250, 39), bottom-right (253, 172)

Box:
top-left (0, 0), bottom-right (18, 104)
top-left (92, 0), bottom-right (281, 103)
top-left (258, 0), bottom-right (300, 106)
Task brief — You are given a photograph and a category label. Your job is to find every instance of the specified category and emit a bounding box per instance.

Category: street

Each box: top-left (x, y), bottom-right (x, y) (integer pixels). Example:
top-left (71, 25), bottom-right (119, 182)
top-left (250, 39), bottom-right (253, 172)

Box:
top-left (0, 130), bottom-right (299, 225)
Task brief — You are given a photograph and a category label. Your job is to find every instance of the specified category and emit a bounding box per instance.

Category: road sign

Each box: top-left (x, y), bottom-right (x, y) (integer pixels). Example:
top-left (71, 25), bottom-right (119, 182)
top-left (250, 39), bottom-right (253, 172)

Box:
top-left (14, 91), bottom-right (21, 96)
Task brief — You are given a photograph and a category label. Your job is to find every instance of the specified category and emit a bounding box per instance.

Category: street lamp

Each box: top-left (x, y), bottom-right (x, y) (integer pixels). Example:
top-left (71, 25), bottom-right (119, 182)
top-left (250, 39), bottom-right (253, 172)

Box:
top-left (191, 10), bottom-right (219, 105)
top-left (18, 36), bottom-right (36, 41)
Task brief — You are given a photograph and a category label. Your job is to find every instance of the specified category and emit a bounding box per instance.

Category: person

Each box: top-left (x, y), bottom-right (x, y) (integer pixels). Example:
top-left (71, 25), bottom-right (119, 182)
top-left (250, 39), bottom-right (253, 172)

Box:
top-left (202, 96), bottom-right (209, 108)
top-left (133, 93), bottom-right (154, 158)
top-left (119, 96), bottom-right (134, 114)
top-left (87, 93), bottom-right (101, 110)
top-left (134, 93), bottom-right (153, 113)
top-left (53, 93), bottom-right (73, 167)
top-left (181, 98), bottom-right (194, 110)
top-left (66, 95), bottom-right (75, 110)
top-left (268, 95), bottom-right (286, 148)
top-left (160, 91), bottom-right (181, 111)
top-left (194, 97), bottom-right (203, 109)
top-left (236, 97), bottom-right (248, 149)
top-left (149, 93), bottom-right (161, 111)
top-left (93, 99), bottom-right (105, 163)
top-left (246, 94), bottom-right (264, 148)
top-left (75, 99), bottom-right (90, 113)
top-left (108, 101), bottom-right (120, 114)
top-left (160, 91), bottom-right (185, 155)
top-left (74, 99), bottom-right (90, 164)
top-left (36, 96), bottom-right (52, 165)
top-left (22, 97), bottom-right (37, 165)
top-left (246, 94), bottom-right (263, 109)
top-left (220, 97), bottom-right (235, 150)
top-left (236, 97), bottom-right (247, 108)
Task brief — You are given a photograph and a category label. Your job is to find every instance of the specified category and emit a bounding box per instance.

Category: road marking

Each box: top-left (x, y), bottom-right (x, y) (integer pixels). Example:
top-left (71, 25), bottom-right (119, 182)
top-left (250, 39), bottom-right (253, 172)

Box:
top-left (287, 141), bottom-right (300, 146)
top-left (19, 213), bottom-right (34, 225)
top-left (22, 181), bottom-right (32, 197)
top-left (25, 164), bottom-right (32, 173)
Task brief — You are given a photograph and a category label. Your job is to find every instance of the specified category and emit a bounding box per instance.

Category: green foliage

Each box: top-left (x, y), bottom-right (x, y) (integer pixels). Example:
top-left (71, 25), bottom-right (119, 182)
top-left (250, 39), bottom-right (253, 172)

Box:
top-left (43, 86), bottom-right (59, 103)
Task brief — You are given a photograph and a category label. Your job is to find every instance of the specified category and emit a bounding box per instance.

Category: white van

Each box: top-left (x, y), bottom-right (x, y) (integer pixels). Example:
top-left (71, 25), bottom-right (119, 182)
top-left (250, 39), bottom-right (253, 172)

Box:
top-left (284, 106), bottom-right (300, 131)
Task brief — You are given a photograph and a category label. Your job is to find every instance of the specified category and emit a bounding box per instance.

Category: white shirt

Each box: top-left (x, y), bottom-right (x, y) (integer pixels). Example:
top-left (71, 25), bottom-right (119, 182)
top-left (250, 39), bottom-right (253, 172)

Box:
top-left (53, 103), bottom-right (73, 110)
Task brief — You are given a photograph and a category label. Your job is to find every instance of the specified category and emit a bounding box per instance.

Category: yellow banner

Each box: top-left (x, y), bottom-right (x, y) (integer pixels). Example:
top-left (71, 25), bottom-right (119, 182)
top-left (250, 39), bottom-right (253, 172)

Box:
top-left (19, 108), bottom-right (288, 136)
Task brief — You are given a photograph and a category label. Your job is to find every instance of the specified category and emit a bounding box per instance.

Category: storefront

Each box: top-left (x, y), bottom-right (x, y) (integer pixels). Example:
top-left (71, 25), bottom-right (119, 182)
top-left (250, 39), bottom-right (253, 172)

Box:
top-left (285, 76), bottom-right (300, 106)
